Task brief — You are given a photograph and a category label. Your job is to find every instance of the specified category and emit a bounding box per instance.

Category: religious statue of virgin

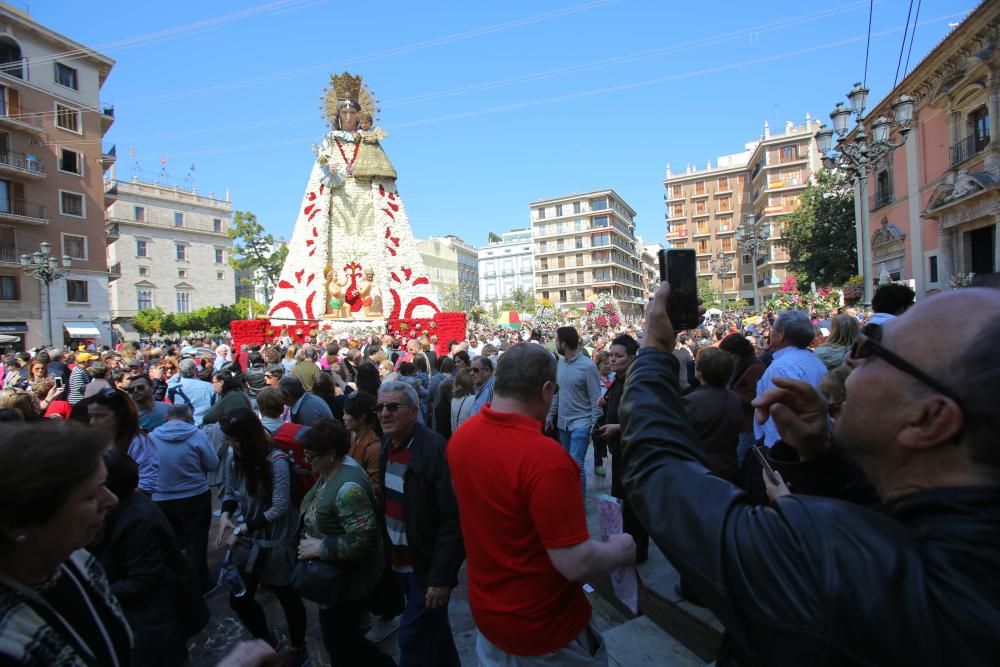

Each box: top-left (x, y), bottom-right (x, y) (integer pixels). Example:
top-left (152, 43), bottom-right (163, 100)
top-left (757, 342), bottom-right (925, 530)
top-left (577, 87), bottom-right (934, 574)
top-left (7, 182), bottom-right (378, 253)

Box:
top-left (267, 73), bottom-right (439, 325)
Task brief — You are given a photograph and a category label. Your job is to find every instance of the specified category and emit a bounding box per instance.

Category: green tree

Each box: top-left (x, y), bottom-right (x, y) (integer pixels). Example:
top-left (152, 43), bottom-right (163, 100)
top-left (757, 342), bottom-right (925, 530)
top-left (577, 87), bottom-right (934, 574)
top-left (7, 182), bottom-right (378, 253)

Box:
top-left (235, 297), bottom-right (268, 319)
top-left (780, 170), bottom-right (858, 289)
top-left (697, 277), bottom-right (723, 309)
top-left (228, 210), bottom-right (289, 304)
top-left (133, 307), bottom-right (166, 335)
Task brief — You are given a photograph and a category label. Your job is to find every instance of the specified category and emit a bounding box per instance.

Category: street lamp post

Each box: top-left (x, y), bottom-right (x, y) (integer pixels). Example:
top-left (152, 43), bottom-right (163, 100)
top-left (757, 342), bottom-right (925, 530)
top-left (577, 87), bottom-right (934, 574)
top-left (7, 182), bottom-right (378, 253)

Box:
top-left (737, 218), bottom-right (769, 310)
top-left (20, 242), bottom-right (72, 347)
top-left (814, 83), bottom-right (914, 306)
top-left (709, 249), bottom-right (733, 309)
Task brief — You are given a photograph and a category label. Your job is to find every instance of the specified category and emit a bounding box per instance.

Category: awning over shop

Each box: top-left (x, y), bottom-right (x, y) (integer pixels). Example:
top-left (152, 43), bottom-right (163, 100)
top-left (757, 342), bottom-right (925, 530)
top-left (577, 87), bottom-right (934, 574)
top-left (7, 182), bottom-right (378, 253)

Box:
top-left (64, 321), bottom-right (101, 338)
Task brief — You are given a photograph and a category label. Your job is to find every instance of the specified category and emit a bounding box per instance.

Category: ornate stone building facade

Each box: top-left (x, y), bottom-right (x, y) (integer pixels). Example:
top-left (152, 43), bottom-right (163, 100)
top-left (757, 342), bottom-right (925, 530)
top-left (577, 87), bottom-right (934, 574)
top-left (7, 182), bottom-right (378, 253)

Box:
top-left (865, 0), bottom-right (999, 296)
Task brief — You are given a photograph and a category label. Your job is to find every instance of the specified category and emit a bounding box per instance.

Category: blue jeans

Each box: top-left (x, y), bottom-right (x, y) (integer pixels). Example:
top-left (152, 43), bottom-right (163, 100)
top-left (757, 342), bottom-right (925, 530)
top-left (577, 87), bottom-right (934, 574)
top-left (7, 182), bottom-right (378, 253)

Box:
top-left (396, 572), bottom-right (460, 667)
top-left (559, 427), bottom-right (591, 496)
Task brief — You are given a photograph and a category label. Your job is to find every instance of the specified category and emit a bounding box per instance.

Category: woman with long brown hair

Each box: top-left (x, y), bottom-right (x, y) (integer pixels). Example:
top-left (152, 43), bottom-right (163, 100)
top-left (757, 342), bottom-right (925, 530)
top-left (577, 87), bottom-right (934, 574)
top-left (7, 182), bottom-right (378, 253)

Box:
top-left (88, 387), bottom-right (159, 495)
top-left (217, 408), bottom-right (306, 665)
top-left (342, 391), bottom-right (383, 498)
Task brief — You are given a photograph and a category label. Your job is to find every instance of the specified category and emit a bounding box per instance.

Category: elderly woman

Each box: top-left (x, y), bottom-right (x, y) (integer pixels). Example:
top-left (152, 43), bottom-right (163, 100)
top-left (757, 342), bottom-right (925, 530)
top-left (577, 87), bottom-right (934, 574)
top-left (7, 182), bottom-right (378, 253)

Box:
top-left (296, 419), bottom-right (394, 667)
top-left (0, 422), bottom-right (128, 665)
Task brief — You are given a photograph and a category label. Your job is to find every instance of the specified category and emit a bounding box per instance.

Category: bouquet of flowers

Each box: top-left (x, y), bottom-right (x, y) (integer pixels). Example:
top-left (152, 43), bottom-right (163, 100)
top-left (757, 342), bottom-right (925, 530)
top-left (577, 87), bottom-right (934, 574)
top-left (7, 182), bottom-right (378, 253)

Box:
top-left (581, 293), bottom-right (625, 331)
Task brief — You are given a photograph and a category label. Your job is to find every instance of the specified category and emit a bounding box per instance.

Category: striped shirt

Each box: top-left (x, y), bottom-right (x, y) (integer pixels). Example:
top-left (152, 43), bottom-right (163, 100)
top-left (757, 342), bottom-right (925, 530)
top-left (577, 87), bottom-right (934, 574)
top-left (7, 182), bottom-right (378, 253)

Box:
top-left (384, 438), bottom-right (414, 573)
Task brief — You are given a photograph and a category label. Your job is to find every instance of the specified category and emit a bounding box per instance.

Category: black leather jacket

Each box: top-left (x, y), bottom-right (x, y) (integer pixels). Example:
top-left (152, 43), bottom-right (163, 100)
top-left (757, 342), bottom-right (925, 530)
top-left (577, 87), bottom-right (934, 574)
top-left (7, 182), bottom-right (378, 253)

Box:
top-left (378, 421), bottom-right (465, 588)
top-left (620, 347), bottom-right (1000, 666)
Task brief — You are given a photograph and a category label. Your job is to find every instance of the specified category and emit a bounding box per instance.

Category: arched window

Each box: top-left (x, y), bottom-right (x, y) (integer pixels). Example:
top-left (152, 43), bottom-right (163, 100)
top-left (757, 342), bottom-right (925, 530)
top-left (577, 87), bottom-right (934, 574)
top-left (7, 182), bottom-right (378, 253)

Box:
top-left (0, 37), bottom-right (22, 79)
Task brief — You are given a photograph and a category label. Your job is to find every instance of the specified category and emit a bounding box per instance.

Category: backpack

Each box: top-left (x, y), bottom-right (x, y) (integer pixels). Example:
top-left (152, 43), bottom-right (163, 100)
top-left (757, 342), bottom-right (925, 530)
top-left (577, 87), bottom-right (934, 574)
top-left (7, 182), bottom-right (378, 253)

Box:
top-left (270, 428), bottom-right (315, 509)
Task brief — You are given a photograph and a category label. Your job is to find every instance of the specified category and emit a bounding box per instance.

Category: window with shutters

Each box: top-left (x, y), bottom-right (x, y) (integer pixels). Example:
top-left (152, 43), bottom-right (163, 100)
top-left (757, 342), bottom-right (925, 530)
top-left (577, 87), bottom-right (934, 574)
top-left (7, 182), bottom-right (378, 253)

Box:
top-left (62, 233), bottom-right (86, 259)
top-left (66, 279), bottom-right (88, 303)
top-left (59, 190), bottom-right (85, 218)
top-left (54, 104), bottom-right (80, 133)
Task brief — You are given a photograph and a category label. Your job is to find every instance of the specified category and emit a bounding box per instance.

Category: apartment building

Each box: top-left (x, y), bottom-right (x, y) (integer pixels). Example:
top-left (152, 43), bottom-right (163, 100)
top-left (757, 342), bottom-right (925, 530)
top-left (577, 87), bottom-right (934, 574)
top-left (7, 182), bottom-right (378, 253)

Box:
top-left (748, 119), bottom-right (822, 298)
top-left (105, 178), bottom-right (234, 339)
top-left (639, 239), bottom-right (661, 296)
top-left (477, 228), bottom-right (533, 310)
top-left (530, 189), bottom-right (645, 320)
top-left (663, 152), bottom-right (754, 302)
top-left (416, 234), bottom-right (479, 310)
top-left (0, 3), bottom-right (115, 349)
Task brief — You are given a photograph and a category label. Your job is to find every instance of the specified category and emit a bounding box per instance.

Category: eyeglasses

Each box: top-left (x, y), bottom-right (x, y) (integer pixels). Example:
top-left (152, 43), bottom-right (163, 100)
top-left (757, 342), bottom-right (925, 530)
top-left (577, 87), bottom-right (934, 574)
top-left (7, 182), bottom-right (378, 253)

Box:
top-left (469, 367), bottom-right (481, 374)
top-left (851, 324), bottom-right (964, 409)
top-left (375, 402), bottom-right (404, 413)
top-left (127, 385), bottom-right (148, 393)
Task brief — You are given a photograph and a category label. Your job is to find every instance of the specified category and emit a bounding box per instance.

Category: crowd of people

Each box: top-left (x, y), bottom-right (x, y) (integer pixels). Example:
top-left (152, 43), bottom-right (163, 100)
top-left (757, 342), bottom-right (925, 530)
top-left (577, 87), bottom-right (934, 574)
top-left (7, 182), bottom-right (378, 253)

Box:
top-left (0, 278), bottom-right (997, 666)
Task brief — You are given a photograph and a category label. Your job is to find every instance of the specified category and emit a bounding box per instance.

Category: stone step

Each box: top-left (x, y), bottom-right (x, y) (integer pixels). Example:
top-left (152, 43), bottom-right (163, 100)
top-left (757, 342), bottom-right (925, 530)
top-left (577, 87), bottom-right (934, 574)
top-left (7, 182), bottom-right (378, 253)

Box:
top-left (584, 454), bottom-right (724, 662)
top-left (603, 616), bottom-right (710, 666)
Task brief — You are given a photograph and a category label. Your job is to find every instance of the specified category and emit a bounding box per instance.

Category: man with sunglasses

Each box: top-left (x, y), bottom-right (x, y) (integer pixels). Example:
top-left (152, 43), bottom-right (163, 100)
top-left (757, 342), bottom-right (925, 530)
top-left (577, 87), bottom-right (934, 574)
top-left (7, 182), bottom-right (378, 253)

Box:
top-left (376, 380), bottom-right (463, 667)
top-left (129, 374), bottom-right (168, 433)
top-left (621, 284), bottom-right (1000, 665)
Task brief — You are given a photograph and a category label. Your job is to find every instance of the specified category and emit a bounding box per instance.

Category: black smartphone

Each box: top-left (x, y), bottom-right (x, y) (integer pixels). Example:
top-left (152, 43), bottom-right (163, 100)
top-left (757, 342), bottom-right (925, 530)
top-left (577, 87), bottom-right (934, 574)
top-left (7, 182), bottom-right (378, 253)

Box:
top-left (753, 445), bottom-right (781, 485)
top-left (657, 248), bottom-right (700, 330)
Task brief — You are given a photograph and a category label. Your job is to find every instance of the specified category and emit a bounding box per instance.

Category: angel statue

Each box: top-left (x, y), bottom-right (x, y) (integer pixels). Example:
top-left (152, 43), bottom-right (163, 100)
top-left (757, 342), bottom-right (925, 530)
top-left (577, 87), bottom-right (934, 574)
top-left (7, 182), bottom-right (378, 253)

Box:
top-left (267, 72), bottom-right (439, 324)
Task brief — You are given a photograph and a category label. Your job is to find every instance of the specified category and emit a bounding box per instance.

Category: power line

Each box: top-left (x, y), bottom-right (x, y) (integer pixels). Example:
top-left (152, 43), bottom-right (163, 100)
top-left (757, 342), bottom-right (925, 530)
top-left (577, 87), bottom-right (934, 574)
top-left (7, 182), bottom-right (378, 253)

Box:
top-left (12, 0), bottom-right (326, 70)
top-left (893, 0), bottom-right (916, 90)
top-left (46, 0), bottom-right (875, 144)
top-left (115, 0), bottom-right (628, 107)
top-left (147, 11), bottom-right (966, 162)
top-left (863, 0), bottom-right (874, 88)
top-left (903, 0), bottom-right (923, 78)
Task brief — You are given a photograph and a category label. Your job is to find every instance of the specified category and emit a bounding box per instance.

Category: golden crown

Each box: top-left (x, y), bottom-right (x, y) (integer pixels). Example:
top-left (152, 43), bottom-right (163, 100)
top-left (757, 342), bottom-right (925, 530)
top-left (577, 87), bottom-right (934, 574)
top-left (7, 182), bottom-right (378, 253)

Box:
top-left (321, 71), bottom-right (381, 127)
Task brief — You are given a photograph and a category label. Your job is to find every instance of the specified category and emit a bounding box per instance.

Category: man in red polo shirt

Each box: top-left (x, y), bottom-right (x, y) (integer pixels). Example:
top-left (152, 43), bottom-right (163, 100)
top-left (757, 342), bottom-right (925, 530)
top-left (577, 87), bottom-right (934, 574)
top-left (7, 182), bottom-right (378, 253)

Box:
top-left (448, 343), bottom-right (635, 665)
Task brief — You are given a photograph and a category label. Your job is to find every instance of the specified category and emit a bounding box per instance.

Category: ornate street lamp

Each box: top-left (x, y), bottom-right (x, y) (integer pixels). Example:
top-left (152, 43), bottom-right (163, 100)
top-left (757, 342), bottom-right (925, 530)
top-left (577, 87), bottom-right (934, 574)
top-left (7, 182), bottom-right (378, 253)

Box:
top-left (20, 242), bottom-right (72, 347)
top-left (737, 218), bottom-right (769, 309)
top-left (815, 83), bottom-right (914, 306)
top-left (709, 249), bottom-right (733, 307)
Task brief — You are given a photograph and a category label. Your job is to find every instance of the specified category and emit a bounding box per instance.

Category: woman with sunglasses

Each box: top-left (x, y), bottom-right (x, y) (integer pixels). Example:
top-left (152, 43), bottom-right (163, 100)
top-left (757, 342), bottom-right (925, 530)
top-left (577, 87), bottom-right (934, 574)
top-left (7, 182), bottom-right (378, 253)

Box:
top-left (296, 419), bottom-right (394, 666)
top-left (217, 408), bottom-right (307, 666)
top-left (88, 387), bottom-right (159, 495)
top-left (342, 391), bottom-right (383, 498)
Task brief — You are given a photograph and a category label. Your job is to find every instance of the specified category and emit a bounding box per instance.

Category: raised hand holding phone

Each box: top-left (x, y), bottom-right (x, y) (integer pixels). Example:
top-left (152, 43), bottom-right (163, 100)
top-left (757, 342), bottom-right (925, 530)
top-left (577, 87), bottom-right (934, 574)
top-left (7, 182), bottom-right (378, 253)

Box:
top-left (658, 249), bottom-right (700, 331)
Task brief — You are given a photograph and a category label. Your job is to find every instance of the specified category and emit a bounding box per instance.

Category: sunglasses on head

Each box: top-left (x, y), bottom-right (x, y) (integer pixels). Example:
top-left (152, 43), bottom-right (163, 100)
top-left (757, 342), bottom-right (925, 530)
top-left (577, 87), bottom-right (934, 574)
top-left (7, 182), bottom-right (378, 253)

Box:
top-left (851, 324), bottom-right (964, 409)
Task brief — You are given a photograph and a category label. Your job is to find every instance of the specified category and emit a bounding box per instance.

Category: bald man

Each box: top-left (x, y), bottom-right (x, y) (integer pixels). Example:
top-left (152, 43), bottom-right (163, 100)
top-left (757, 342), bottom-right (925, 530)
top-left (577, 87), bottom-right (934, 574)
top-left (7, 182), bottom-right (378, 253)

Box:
top-left (621, 285), bottom-right (1000, 666)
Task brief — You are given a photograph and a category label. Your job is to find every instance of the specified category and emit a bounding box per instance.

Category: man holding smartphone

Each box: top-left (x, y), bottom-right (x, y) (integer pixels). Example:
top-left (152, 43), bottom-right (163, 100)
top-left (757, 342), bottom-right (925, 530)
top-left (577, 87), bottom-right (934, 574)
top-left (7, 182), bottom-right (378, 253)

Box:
top-left (620, 282), bottom-right (1000, 665)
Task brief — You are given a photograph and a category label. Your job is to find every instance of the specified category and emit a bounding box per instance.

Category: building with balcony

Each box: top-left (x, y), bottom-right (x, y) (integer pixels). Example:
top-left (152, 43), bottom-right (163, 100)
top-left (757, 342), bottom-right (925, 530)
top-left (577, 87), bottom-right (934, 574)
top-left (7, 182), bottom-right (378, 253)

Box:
top-left (416, 235), bottom-right (479, 310)
top-left (477, 228), bottom-right (533, 311)
top-left (663, 150), bottom-right (755, 303)
top-left (0, 3), bottom-right (115, 349)
top-left (105, 178), bottom-right (234, 340)
top-left (863, 0), bottom-right (1000, 298)
top-left (530, 189), bottom-right (645, 320)
top-left (639, 239), bottom-right (662, 297)
top-left (747, 118), bottom-right (823, 298)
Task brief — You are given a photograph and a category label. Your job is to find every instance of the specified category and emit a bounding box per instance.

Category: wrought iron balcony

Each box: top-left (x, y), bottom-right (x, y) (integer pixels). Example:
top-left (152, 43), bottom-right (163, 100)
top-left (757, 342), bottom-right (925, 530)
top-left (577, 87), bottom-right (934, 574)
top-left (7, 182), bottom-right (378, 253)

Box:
top-left (950, 134), bottom-right (990, 166)
top-left (0, 149), bottom-right (44, 178)
top-left (873, 188), bottom-right (894, 210)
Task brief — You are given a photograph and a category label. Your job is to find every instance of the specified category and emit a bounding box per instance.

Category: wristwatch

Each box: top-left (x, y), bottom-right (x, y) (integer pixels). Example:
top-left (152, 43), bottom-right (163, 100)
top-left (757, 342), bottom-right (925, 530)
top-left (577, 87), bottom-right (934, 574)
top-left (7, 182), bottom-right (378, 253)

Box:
top-left (233, 524), bottom-right (244, 537)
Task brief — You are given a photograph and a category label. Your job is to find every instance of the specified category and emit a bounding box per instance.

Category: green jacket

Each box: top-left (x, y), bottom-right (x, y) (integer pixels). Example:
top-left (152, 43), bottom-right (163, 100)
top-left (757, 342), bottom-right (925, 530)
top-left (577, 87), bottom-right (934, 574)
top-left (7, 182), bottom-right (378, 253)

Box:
top-left (300, 457), bottom-right (384, 601)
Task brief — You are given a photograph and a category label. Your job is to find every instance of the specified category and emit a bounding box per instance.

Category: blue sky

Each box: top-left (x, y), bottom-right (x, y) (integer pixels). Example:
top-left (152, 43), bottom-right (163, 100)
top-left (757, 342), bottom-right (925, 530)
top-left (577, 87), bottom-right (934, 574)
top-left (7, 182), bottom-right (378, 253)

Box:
top-left (38, 0), bottom-right (976, 247)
